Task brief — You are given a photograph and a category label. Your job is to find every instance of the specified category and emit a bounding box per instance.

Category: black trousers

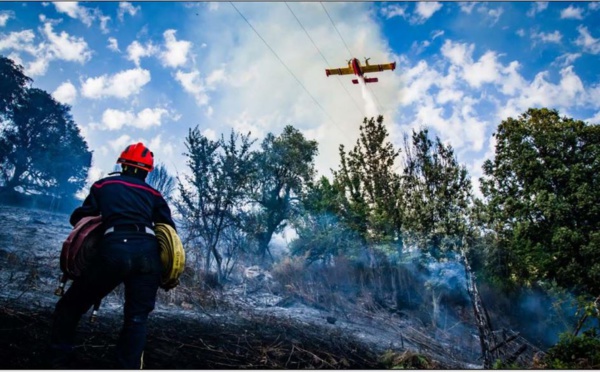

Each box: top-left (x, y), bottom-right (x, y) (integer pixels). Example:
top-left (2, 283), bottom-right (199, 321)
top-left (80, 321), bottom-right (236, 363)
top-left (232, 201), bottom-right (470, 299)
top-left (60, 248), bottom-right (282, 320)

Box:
top-left (50, 232), bottom-right (162, 369)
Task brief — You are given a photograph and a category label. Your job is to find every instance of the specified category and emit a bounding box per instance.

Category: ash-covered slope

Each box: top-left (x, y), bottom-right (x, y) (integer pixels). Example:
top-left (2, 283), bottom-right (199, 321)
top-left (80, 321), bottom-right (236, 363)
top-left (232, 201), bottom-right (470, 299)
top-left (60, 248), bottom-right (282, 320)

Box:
top-left (0, 205), bottom-right (493, 368)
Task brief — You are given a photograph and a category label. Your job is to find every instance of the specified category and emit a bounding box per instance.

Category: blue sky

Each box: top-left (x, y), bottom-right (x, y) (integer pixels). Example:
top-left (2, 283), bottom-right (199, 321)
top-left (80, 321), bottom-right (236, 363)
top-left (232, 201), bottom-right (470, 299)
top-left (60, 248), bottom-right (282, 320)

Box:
top-left (1, 1), bottom-right (599, 199)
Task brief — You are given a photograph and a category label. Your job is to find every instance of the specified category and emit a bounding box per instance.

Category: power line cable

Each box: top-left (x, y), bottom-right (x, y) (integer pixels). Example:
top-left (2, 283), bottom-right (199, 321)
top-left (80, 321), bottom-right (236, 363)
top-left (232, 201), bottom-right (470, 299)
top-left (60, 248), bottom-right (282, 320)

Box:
top-left (320, 2), bottom-right (353, 58)
top-left (284, 2), bottom-right (364, 118)
top-left (229, 2), bottom-right (351, 142)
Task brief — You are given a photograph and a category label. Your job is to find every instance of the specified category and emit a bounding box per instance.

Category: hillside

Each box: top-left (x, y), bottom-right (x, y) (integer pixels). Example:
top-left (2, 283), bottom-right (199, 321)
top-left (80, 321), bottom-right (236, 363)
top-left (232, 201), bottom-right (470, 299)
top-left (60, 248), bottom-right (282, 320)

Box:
top-left (0, 205), bottom-right (542, 369)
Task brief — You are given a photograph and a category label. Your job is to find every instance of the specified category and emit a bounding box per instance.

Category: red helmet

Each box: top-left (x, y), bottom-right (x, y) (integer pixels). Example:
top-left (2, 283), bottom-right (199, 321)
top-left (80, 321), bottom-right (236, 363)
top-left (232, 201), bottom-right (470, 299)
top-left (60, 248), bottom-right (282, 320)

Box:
top-left (116, 142), bottom-right (154, 171)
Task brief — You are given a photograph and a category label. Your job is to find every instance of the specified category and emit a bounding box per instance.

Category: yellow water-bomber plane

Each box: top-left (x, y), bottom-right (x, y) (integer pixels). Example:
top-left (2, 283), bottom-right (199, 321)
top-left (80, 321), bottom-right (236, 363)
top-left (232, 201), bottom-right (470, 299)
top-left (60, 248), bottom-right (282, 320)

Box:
top-left (325, 57), bottom-right (396, 84)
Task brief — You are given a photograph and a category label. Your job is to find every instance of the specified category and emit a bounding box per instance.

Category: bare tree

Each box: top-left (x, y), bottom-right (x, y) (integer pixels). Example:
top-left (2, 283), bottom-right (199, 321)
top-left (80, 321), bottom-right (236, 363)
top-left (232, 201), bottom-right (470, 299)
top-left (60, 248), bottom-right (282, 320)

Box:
top-left (146, 162), bottom-right (176, 202)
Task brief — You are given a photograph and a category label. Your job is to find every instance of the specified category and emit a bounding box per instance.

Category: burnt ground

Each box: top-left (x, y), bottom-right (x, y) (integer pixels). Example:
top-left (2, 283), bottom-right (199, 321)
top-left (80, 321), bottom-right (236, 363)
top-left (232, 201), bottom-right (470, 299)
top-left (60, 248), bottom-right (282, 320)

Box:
top-left (0, 300), bottom-right (386, 369)
top-left (0, 205), bottom-right (510, 369)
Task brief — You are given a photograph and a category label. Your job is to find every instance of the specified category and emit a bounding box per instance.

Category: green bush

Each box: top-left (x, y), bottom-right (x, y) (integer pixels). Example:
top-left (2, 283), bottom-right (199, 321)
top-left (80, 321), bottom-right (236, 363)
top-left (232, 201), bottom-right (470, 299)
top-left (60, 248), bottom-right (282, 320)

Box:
top-left (544, 328), bottom-right (600, 369)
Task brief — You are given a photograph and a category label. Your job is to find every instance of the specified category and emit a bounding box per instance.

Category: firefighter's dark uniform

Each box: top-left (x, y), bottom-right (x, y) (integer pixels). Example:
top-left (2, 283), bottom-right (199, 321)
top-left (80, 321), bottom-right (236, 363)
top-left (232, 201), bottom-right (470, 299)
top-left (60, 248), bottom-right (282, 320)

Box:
top-left (50, 172), bottom-right (175, 369)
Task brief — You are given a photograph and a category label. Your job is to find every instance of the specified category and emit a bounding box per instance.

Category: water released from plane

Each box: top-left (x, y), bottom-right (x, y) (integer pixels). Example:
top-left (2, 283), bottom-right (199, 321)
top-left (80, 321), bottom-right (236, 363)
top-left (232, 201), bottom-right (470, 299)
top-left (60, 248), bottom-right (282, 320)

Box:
top-left (358, 76), bottom-right (378, 117)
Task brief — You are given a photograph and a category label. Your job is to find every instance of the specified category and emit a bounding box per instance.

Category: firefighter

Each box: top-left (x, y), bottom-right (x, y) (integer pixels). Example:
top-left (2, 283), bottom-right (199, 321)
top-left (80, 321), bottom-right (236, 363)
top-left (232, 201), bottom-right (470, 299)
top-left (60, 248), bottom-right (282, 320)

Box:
top-left (49, 142), bottom-right (176, 369)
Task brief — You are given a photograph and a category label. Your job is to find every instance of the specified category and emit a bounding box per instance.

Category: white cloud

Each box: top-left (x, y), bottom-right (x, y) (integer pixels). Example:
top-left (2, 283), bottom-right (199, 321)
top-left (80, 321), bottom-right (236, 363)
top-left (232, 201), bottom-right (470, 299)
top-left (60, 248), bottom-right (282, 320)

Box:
top-left (107, 37), bottom-right (120, 52)
top-left (380, 4), bottom-right (408, 19)
top-left (0, 23), bottom-right (92, 76)
top-left (109, 134), bottom-right (133, 152)
top-left (411, 40), bottom-right (431, 55)
top-left (431, 30), bottom-right (445, 40)
top-left (160, 29), bottom-right (191, 68)
top-left (590, 2), bottom-right (600, 11)
top-left (440, 40), bottom-right (524, 91)
top-left (148, 134), bottom-right (174, 157)
top-left (499, 66), bottom-right (587, 120)
top-left (560, 5), bottom-right (584, 19)
top-left (101, 107), bottom-right (170, 130)
top-left (458, 2), bottom-right (478, 14)
top-left (6, 52), bottom-right (23, 67)
top-left (413, 96), bottom-right (487, 152)
top-left (52, 81), bottom-right (77, 104)
top-left (42, 22), bottom-right (92, 63)
top-left (0, 29), bottom-right (37, 54)
top-left (202, 128), bottom-right (217, 141)
top-left (81, 68), bottom-right (151, 99)
top-left (53, 2), bottom-right (110, 32)
top-left (586, 111), bottom-right (600, 124)
top-left (400, 60), bottom-right (442, 106)
top-left (53, 2), bottom-right (94, 26)
top-left (500, 61), bottom-right (527, 96)
top-left (575, 25), bottom-right (600, 54)
top-left (532, 30), bottom-right (562, 44)
top-left (118, 2), bottom-right (140, 21)
top-left (464, 51), bottom-right (503, 87)
top-left (436, 87), bottom-right (463, 104)
top-left (441, 40), bottom-right (474, 67)
top-left (476, 5), bottom-right (503, 26)
top-left (526, 2), bottom-right (548, 17)
top-left (126, 40), bottom-right (159, 67)
top-left (175, 69), bottom-right (210, 106)
top-left (552, 52), bottom-right (582, 67)
top-left (26, 58), bottom-right (50, 77)
top-left (205, 68), bottom-right (226, 87)
top-left (0, 11), bottom-right (14, 27)
top-left (487, 7), bottom-right (504, 25)
top-left (516, 29), bottom-right (525, 37)
top-left (96, 12), bottom-right (111, 34)
top-left (412, 2), bottom-right (443, 24)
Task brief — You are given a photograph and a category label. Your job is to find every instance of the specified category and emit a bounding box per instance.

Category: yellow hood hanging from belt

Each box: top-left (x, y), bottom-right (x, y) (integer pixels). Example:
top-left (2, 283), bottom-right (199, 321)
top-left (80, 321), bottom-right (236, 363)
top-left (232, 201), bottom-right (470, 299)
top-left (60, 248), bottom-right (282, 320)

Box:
top-left (155, 223), bottom-right (186, 290)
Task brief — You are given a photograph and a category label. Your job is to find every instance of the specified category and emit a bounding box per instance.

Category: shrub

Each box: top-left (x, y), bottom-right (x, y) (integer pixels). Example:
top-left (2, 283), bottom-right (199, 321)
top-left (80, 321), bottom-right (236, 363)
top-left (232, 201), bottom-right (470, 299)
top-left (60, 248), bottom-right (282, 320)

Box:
top-left (543, 328), bottom-right (600, 369)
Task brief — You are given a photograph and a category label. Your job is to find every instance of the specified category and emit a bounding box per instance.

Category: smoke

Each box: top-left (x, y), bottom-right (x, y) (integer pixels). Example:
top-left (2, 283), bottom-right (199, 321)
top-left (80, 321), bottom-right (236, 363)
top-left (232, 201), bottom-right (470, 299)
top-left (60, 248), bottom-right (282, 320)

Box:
top-left (357, 77), bottom-right (379, 118)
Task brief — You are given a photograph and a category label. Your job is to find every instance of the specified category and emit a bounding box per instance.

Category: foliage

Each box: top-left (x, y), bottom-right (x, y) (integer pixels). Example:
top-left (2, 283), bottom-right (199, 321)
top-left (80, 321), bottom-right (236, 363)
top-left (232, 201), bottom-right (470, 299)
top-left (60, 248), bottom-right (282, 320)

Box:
top-left (333, 115), bottom-right (403, 249)
top-left (243, 125), bottom-right (318, 262)
top-left (146, 162), bottom-right (176, 201)
top-left (302, 175), bottom-right (343, 217)
top-left (543, 329), bottom-right (600, 369)
top-left (479, 108), bottom-right (600, 295)
top-left (492, 359), bottom-right (520, 369)
top-left (0, 55), bottom-right (31, 116)
top-left (380, 350), bottom-right (438, 369)
top-left (176, 127), bottom-right (255, 282)
top-left (290, 213), bottom-right (363, 265)
top-left (401, 128), bottom-right (474, 260)
top-left (0, 86), bottom-right (91, 198)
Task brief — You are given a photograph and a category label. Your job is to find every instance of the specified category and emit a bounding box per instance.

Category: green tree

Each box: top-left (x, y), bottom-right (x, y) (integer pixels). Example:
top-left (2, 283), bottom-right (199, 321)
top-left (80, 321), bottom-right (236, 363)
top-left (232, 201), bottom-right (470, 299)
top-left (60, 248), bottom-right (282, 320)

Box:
top-left (290, 213), bottom-right (362, 266)
top-left (480, 108), bottom-right (600, 296)
top-left (333, 115), bottom-right (403, 250)
top-left (0, 87), bottom-right (91, 198)
top-left (0, 55), bottom-right (31, 116)
top-left (401, 128), bottom-right (474, 260)
top-left (302, 175), bottom-right (343, 217)
top-left (244, 125), bottom-right (318, 262)
top-left (176, 127), bottom-right (255, 282)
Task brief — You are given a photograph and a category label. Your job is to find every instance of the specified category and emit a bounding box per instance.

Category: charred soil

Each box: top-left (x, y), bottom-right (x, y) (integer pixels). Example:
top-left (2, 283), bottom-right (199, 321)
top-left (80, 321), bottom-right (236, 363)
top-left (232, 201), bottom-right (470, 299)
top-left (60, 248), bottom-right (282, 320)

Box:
top-left (0, 300), bottom-right (385, 369)
top-left (0, 205), bottom-right (540, 369)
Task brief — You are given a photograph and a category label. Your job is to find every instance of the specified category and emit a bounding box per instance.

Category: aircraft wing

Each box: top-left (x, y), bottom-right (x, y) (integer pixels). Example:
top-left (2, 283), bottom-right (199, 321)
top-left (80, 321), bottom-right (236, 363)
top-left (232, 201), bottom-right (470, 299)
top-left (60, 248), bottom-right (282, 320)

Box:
top-left (362, 62), bottom-right (396, 74)
top-left (325, 66), bottom-right (354, 76)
